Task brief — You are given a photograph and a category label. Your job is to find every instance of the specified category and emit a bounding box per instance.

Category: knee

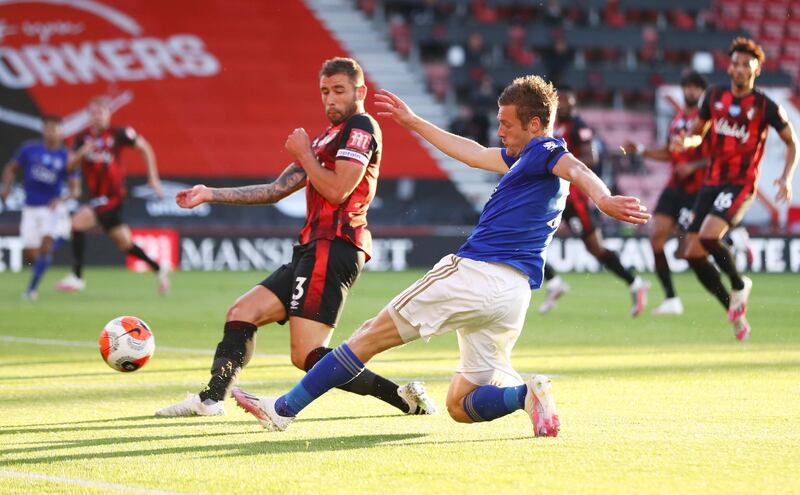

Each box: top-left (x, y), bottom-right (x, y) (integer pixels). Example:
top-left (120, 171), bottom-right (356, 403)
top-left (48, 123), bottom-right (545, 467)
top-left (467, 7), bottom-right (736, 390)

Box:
top-left (225, 303), bottom-right (253, 323)
top-left (445, 398), bottom-right (473, 423)
top-left (650, 236), bottom-right (665, 253)
top-left (699, 237), bottom-right (719, 252)
top-left (290, 349), bottom-right (306, 371)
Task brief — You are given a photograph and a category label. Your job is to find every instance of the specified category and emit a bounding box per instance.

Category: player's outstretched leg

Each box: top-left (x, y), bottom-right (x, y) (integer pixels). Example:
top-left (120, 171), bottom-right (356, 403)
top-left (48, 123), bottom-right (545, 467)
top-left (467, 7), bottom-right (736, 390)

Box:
top-left (538, 263), bottom-right (570, 314)
top-left (303, 346), bottom-right (437, 415)
top-left (155, 321), bottom-right (256, 417)
top-left (585, 230), bottom-right (649, 316)
top-left (56, 230), bottom-right (86, 292)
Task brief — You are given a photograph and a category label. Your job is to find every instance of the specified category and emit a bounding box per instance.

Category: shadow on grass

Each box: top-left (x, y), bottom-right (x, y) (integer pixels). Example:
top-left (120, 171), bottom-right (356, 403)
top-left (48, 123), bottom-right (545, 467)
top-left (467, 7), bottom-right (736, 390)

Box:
top-left (0, 433), bottom-right (429, 465)
top-left (1, 414), bottom-right (398, 435)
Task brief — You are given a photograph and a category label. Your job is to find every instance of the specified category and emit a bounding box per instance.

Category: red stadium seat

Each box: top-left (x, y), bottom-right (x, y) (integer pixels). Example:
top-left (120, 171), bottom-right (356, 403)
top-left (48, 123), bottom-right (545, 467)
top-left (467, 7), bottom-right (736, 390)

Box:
top-left (761, 20), bottom-right (786, 40)
top-left (742, 4), bottom-right (765, 20)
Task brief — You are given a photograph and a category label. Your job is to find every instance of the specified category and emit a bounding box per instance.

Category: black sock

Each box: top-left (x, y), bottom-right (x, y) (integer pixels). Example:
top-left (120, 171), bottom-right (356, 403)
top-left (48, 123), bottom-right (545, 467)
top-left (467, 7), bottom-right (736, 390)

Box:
top-left (700, 238), bottom-right (744, 290)
top-left (304, 347), bottom-right (411, 413)
top-left (653, 250), bottom-right (676, 298)
top-left (199, 321), bottom-right (257, 402)
top-left (543, 263), bottom-right (556, 281)
top-left (687, 257), bottom-right (730, 309)
top-left (598, 250), bottom-right (636, 285)
top-left (71, 231), bottom-right (85, 278)
top-left (128, 244), bottom-right (160, 272)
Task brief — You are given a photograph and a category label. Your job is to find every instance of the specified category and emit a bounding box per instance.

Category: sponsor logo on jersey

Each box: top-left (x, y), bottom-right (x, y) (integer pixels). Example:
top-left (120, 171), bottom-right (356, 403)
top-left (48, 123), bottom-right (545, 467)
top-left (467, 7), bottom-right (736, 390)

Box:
top-left (714, 118), bottom-right (750, 144)
top-left (346, 129), bottom-right (372, 152)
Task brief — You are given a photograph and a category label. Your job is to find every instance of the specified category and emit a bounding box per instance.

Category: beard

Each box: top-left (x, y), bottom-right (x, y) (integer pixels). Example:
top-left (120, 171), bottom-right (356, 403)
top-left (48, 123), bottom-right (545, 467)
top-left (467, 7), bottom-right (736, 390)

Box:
top-left (684, 96), bottom-right (699, 108)
top-left (327, 99), bottom-right (359, 125)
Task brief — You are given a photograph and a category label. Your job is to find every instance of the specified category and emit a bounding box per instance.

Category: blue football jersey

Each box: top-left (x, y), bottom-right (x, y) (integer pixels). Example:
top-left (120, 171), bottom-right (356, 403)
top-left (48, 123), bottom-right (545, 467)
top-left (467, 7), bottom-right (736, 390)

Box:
top-left (14, 141), bottom-right (71, 207)
top-left (456, 136), bottom-right (570, 289)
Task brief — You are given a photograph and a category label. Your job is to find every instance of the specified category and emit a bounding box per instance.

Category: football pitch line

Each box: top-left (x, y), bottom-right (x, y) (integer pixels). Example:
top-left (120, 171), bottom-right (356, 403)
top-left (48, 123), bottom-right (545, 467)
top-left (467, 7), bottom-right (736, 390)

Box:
top-left (0, 469), bottom-right (192, 495)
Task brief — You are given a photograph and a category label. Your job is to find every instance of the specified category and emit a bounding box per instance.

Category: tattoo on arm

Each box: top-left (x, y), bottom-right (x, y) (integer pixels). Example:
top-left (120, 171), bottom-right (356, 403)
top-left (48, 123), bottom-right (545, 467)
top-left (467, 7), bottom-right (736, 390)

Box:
top-left (210, 163), bottom-right (307, 204)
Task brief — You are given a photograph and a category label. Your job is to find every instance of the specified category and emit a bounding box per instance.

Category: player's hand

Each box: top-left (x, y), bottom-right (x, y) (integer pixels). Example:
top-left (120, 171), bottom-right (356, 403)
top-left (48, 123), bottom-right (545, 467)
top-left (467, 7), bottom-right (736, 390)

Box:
top-left (668, 131), bottom-right (686, 153)
top-left (47, 197), bottom-right (62, 210)
top-left (285, 128), bottom-right (312, 161)
top-left (374, 89), bottom-right (419, 129)
top-left (597, 195), bottom-right (651, 225)
top-left (149, 178), bottom-right (165, 199)
top-left (176, 184), bottom-right (211, 209)
top-left (774, 177), bottom-right (793, 203)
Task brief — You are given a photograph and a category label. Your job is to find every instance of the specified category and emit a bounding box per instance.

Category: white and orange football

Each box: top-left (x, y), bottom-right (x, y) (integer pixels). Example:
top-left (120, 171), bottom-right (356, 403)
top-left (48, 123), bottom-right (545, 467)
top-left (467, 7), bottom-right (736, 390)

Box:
top-left (99, 316), bottom-right (155, 372)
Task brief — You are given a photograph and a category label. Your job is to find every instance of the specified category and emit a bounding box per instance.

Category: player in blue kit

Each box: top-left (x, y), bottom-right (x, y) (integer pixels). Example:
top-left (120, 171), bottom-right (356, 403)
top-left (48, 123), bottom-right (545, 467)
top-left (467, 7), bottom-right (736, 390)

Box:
top-left (1, 115), bottom-right (80, 301)
top-left (232, 76), bottom-right (650, 436)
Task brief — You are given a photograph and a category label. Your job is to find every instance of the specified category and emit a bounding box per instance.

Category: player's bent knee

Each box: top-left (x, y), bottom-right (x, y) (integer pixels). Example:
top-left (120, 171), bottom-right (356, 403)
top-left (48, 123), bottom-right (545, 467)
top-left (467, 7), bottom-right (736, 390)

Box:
top-left (446, 400), bottom-right (473, 423)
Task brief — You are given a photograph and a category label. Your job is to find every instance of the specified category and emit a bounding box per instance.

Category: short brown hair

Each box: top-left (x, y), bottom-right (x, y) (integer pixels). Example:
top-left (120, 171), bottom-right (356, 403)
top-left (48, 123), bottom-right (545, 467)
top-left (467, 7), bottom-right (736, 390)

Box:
top-left (319, 57), bottom-right (365, 86)
top-left (729, 37), bottom-right (765, 65)
top-left (89, 96), bottom-right (111, 109)
top-left (497, 75), bottom-right (558, 130)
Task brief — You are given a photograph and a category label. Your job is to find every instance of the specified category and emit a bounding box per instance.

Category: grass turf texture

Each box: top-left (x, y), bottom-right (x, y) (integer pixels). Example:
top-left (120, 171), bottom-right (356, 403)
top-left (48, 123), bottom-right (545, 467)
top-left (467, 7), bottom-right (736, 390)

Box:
top-left (1, 268), bottom-right (799, 495)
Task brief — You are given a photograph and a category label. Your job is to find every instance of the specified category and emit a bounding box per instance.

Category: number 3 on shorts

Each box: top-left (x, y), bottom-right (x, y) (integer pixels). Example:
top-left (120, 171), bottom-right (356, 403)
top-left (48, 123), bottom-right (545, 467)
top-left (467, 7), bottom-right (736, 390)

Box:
top-left (292, 276), bottom-right (308, 301)
top-left (713, 191), bottom-right (733, 211)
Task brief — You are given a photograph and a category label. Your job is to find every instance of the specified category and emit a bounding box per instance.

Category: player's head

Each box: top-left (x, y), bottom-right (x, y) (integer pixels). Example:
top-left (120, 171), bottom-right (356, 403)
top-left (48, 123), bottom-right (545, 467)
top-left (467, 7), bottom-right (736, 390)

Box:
top-left (680, 70), bottom-right (707, 108)
top-left (555, 84), bottom-right (576, 120)
top-left (41, 114), bottom-right (63, 146)
top-left (496, 75), bottom-right (558, 156)
top-left (88, 96), bottom-right (112, 130)
top-left (728, 37), bottom-right (764, 91)
top-left (319, 57), bottom-right (367, 125)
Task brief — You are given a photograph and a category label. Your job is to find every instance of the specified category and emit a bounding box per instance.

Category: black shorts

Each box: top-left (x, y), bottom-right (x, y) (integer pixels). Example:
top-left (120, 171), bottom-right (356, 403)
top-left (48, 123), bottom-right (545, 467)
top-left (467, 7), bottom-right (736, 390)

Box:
top-left (654, 187), bottom-right (697, 231)
top-left (687, 184), bottom-right (755, 233)
top-left (260, 238), bottom-right (365, 327)
top-left (563, 193), bottom-right (596, 237)
top-left (95, 204), bottom-right (125, 231)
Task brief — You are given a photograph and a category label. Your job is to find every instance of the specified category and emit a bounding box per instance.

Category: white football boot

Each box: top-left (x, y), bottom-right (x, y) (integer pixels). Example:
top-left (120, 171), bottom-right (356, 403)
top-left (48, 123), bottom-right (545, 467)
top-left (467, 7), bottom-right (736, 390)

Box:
top-left (733, 314), bottom-right (751, 342)
top-left (630, 276), bottom-right (650, 317)
top-left (397, 381), bottom-right (439, 415)
top-left (651, 297), bottom-right (684, 315)
top-left (155, 394), bottom-right (225, 417)
top-left (538, 276), bottom-right (570, 314)
top-left (232, 388), bottom-right (294, 432)
top-left (523, 375), bottom-right (560, 437)
top-left (728, 276), bottom-right (752, 322)
top-left (55, 273), bottom-right (85, 292)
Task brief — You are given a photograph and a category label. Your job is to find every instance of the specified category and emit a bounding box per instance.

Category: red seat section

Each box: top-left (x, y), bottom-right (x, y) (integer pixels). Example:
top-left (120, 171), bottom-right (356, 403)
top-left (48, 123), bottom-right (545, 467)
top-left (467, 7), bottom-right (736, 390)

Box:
top-left (2, 0), bottom-right (444, 179)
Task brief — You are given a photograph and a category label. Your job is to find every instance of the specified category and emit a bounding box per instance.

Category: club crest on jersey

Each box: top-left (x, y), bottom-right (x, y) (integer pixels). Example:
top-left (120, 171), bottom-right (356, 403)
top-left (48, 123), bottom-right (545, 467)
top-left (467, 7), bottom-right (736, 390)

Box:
top-left (714, 101), bottom-right (724, 111)
top-left (543, 141), bottom-right (559, 151)
top-left (728, 104), bottom-right (740, 117)
top-left (346, 129), bottom-right (372, 152)
top-left (746, 107), bottom-right (756, 120)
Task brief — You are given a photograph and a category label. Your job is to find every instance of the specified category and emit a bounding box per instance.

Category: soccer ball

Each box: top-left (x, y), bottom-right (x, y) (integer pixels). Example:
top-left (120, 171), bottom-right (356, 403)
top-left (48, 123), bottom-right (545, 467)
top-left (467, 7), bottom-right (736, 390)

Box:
top-left (98, 316), bottom-right (155, 372)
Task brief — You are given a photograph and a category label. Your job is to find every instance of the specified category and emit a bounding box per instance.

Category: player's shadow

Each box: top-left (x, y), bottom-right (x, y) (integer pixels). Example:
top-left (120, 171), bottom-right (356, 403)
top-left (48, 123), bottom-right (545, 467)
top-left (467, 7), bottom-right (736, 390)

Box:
top-left (2, 414), bottom-right (397, 435)
top-left (0, 432), bottom-right (428, 465)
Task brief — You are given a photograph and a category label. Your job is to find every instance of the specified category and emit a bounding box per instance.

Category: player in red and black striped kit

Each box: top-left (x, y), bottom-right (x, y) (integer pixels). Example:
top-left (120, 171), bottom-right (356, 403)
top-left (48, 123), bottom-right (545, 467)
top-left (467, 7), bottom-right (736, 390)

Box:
top-left (56, 96), bottom-right (169, 294)
top-left (157, 58), bottom-right (436, 418)
top-left (676, 38), bottom-right (798, 340)
top-left (623, 70), bottom-right (708, 315)
top-left (540, 86), bottom-right (649, 316)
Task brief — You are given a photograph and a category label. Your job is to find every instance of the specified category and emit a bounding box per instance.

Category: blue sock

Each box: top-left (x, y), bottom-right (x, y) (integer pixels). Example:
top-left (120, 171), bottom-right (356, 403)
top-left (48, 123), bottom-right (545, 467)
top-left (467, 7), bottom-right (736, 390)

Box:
top-left (27, 238), bottom-right (64, 293)
top-left (274, 343), bottom-right (364, 417)
top-left (462, 384), bottom-right (528, 422)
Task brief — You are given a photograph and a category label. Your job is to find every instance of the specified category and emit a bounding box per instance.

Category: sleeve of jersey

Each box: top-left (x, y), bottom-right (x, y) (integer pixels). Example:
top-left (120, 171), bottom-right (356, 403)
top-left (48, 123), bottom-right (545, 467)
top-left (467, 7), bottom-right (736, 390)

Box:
top-left (336, 118), bottom-right (375, 166)
top-left (118, 127), bottom-right (139, 146)
top-left (72, 135), bottom-right (84, 152)
top-left (12, 145), bottom-right (28, 165)
top-left (765, 98), bottom-right (789, 132)
top-left (544, 146), bottom-right (568, 174)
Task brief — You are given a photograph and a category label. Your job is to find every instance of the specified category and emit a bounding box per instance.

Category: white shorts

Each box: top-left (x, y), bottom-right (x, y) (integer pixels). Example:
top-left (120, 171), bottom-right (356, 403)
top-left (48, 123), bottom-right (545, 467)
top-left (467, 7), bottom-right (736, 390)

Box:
top-left (387, 254), bottom-right (532, 387)
top-left (20, 204), bottom-right (71, 249)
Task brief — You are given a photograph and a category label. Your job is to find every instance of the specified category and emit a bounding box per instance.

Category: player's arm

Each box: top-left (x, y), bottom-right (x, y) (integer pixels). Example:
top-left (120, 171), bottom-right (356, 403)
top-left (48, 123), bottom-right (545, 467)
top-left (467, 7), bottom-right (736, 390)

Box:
top-left (621, 141), bottom-right (671, 162)
top-left (374, 89), bottom-right (508, 174)
top-left (67, 138), bottom-right (92, 172)
top-left (133, 135), bottom-right (164, 199)
top-left (285, 128), bottom-right (366, 205)
top-left (1, 159), bottom-right (20, 202)
top-left (675, 89), bottom-right (713, 152)
top-left (175, 162), bottom-right (306, 208)
top-left (552, 153), bottom-right (650, 225)
top-left (774, 122), bottom-right (798, 203)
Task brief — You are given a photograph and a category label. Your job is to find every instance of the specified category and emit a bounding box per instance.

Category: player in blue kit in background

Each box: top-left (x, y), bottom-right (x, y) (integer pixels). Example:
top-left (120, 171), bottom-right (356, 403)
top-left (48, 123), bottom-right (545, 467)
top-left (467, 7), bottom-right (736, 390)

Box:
top-left (232, 76), bottom-right (650, 436)
top-left (1, 115), bottom-right (80, 301)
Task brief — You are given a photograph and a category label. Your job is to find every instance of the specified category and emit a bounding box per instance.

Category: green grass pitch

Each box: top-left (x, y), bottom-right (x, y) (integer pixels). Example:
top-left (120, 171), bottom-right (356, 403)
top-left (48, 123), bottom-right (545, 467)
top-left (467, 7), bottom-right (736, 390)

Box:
top-left (1, 268), bottom-right (799, 494)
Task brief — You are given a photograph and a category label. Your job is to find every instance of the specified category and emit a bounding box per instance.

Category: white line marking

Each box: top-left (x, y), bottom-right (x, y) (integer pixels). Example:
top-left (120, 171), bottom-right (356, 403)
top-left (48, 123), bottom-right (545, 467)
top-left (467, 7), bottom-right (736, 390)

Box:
top-left (0, 469), bottom-right (191, 495)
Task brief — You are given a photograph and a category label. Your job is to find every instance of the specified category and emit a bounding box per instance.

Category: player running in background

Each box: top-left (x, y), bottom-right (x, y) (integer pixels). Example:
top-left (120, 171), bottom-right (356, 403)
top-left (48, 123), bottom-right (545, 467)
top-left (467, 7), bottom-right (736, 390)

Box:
top-left (1, 115), bottom-right (80, 301)
top-left (539, 86), bottom-right (650, 315)
top-left (156, 58), bottom-right (436, 418)
top-left (675, 38), bottom-right (798, 340)
top-left (623, 70), bottom-right (708, 315)
top-left (54, 96), bottom-right (169, 294)
top-left (231, 76), bottom-right (649, 435)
